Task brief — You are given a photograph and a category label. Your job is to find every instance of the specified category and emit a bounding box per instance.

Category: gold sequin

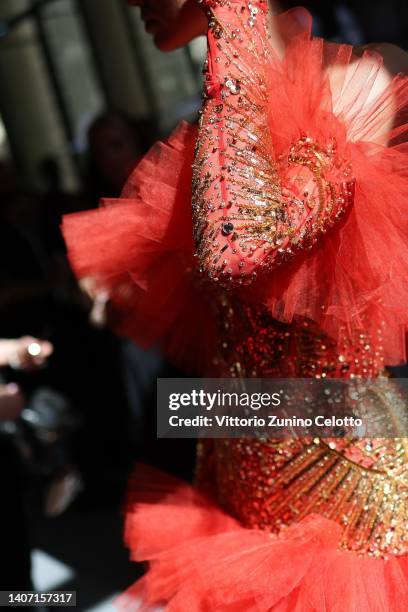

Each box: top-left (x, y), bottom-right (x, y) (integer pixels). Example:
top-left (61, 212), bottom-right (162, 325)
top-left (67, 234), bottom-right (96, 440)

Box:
top-left (193, 0), bottom-right (408, 560)
top-left (193, 3), bottom-right (354, 287)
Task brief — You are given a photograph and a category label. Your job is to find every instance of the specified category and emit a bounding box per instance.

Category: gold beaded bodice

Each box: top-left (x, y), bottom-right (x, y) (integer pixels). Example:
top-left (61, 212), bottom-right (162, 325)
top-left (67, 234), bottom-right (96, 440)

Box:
top-left (213, 293), bottom-right (386, 379)
top-left (194, 0), bottom-right (408, 559)
top-left (215, 436), bottom-right (408, 558)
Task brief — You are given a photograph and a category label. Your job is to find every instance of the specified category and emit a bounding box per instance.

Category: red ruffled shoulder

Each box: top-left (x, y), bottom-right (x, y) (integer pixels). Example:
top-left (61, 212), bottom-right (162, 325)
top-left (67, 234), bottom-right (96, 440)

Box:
top-left (62, 122), bottom-right (218, 374)
top-left (238, 9), bottom-right (408, 366)
top-left (63, 6), bottom-right (408, 369)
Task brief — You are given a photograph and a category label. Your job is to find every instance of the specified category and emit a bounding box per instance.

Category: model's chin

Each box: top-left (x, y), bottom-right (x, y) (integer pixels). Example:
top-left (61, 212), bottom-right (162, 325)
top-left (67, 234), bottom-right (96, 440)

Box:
top-left (152, 16), bottom-right (208, 51)
top-left (153, 32), bottom-right (185, 52)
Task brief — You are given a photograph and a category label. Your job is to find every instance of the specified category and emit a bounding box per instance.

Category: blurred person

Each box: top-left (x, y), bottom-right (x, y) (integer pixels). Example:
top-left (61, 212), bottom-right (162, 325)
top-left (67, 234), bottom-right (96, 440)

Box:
top-left (37, 156), bottom-right (85, 256)
top-left (0, 382), bottom-right (24, 423)
top-left (0, 160), bottom-right (133, 506)
top-left (0, 343), bottom-right (37, 591)
top-left (0, 160), bottom-right (69, 338)
top-left (85, 111), bottom-right (195, 470)
top-left (62, 1), bottom-right (408, 610)
top-left (0, 335), bottom-right (80, 590)
top-left (0, 334), bottom-right (81, 517)
top-left (86, 111), bottom-right (156, 207)
top-left (0, 388), bottom-right (31, 590)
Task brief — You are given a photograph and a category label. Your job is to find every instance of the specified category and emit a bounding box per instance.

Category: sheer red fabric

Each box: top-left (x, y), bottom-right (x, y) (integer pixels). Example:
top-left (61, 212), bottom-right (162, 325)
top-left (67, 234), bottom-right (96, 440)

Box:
top-left (62, 10), bottom-right (408, 369)
top-left (194, 4), bottom-right (408, 365)
top-left (60, 4), bottom-right (408, 610)
top-left (117, 466), bottom-right (408, 612)
top-left (62, 123), bottom-right (218, 374)
top-left (249, 11), bottom-right (408, 365)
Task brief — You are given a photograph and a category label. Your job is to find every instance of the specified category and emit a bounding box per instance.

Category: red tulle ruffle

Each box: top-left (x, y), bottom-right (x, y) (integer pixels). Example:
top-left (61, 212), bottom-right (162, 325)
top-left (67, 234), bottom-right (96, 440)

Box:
top-left (62, 123), bottom-right (218, 374)
top-left (238, 9), bottom-right (408, 365)
top-left (117, 466), bottom-right (408, 611)
top-left (62, 11), bottom-right (408, 370)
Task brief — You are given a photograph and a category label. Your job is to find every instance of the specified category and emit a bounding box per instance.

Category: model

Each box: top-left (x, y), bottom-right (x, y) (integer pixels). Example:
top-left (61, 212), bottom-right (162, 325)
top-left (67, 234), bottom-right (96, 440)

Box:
top-left (62, 1), bottom-right (408, 609)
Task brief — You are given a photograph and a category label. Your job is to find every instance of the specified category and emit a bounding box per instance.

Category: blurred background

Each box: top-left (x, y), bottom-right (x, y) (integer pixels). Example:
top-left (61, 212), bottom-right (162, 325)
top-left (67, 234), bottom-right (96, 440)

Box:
top-left (0, 1), bottom-right (406, 610)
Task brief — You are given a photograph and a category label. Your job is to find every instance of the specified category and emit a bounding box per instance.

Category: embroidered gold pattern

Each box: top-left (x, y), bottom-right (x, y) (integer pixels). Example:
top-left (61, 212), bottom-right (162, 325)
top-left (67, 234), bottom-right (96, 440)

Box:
top-left (193, 0), bottom-right (408, 560)
top-left (215, 434), bottom-right (408, 557)
top-left (214, 294), bottom-right (386, 379)
top-left (193, 1), bottom-right (354, 287)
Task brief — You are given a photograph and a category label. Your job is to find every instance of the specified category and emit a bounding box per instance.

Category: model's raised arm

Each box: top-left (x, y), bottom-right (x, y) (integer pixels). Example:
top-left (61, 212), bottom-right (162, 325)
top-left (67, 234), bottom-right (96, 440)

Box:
top-left (193, 0), bottom-right (404, 287)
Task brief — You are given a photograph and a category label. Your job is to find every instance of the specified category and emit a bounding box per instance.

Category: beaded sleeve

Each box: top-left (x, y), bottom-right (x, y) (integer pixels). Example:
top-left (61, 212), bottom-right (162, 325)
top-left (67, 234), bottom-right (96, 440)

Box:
top-left (193, 0), bottom-right (355, 286)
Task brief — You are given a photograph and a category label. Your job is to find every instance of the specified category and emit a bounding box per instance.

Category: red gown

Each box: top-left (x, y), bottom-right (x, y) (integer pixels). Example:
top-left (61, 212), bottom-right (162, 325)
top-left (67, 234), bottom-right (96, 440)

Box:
top-left (62, 1), bottom-right (408, 609)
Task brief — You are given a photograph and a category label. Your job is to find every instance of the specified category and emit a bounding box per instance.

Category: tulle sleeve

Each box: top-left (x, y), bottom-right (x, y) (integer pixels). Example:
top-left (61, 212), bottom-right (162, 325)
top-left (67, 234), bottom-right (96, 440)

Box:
top-left (194, 1), bottom-right (408, 364)
top-left (62, 123), bottom-right (218, 374)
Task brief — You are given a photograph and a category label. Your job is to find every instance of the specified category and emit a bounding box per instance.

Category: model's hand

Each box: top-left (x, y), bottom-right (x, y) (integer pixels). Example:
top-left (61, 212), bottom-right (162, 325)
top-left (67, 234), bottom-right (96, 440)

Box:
top-left (0, 383), bottom-right (25, 422)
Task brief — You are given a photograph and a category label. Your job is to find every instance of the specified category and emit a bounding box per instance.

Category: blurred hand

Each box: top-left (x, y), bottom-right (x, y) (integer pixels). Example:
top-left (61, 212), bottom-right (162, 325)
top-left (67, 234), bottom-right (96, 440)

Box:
top-left (45, 470), bottom-right (83, 517)
top-left (79, 277), bottom-right (109, 327)
top-left (79, 276), bottom-right (99, 300)
top-left (0, 336), bottom-right (54, 371)
top-left (0, 383), bottom-right (25, 421)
